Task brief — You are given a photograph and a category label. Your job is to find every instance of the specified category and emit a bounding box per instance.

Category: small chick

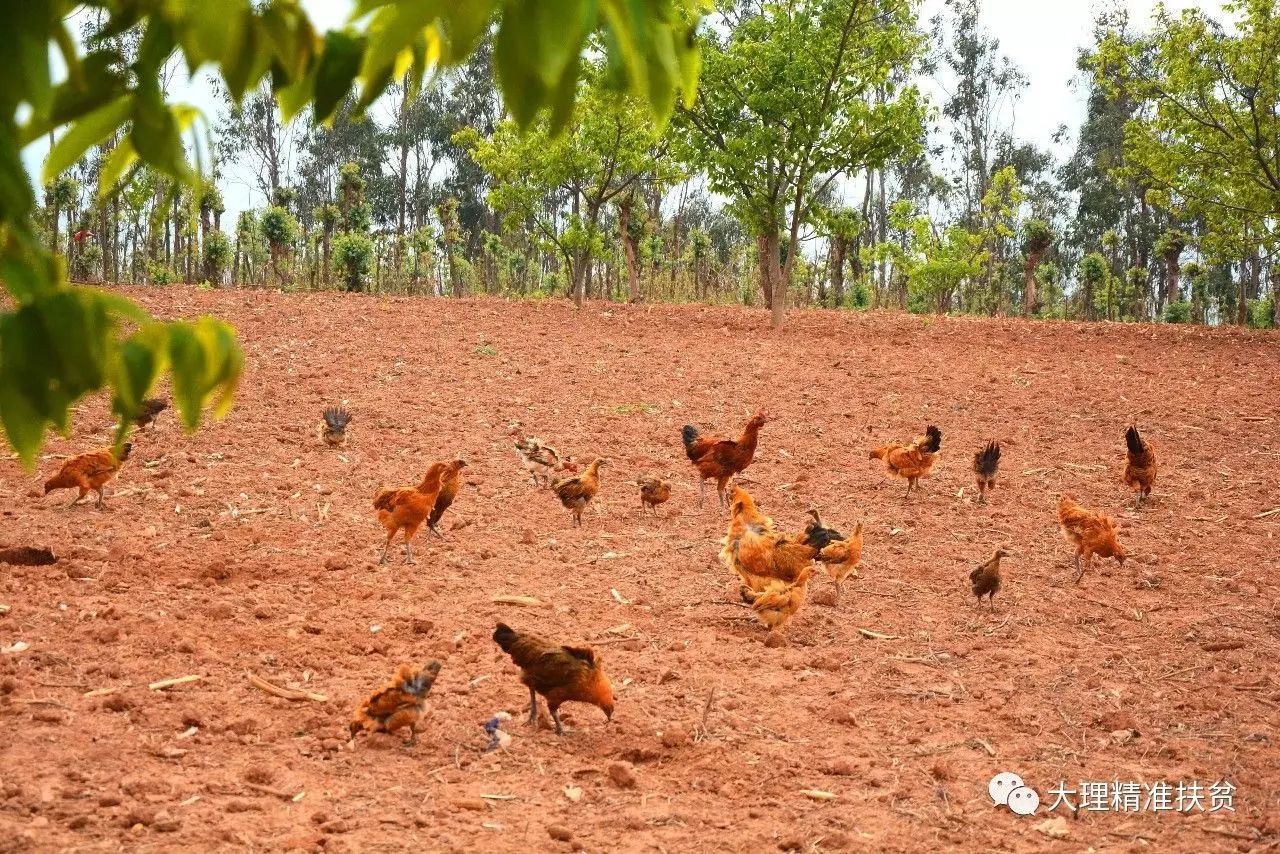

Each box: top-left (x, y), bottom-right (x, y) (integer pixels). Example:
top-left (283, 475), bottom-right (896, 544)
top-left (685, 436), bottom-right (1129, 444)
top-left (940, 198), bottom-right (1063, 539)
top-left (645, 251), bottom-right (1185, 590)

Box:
top-left (134, 397), bottom-right (168, 431)
top-left (973, 440), bottom-right (1001, 504)
top-left (43, 443), bottom-right (132, 508)
top-left (350, 661), bottom-right (442, 745)
top-left (552, 458), bottom-right (606, 526)
top-left (969, 548), bottom-right (1009, 608)
top-left (321, 406), bottom-right (352, 447)
top-left (637, 475), bottom-right (671, 515)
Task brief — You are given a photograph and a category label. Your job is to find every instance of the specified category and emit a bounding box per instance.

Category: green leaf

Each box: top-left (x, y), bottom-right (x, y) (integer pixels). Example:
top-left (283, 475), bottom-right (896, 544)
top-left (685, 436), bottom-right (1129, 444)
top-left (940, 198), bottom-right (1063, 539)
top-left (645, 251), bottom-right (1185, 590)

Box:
top-left (437, 0), bottom-right (499, 64)
top-left (358, 1), bottom-right (440, 87)
top-left (166, 318), bottom-right (243, 431)
top-left (98, 137), bottom-right (139, 198)
top-left (130, 93), bottom-right (188, 179)
top-left (0, 372), bottom-right (44, 469)
top-left (183, 0), bottom-right (249, 68)
top-left (43, 96), bottom-right (131, 182)
top-left (313, 30), bottom-right (365, 122)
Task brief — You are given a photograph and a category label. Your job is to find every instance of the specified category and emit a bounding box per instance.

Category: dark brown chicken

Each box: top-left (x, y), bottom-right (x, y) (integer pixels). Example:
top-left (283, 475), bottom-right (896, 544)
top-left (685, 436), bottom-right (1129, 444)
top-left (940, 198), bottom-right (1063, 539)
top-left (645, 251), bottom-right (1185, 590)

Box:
top-left (43, 444), bottom-right (132, 508)
top-left (134, 398), bottom-right (168, 431)
top-left (637, 475), bottom-right (671, 514)
top-left (349, 661), bottom-right (442, 745)
top-left (682, 412), bottom-right (768, 507)
top-left (1123, 425), bottom-right (1157, 507)
top-left (552, 458), bottom-right (606, 526)
top-left (973, 440), bottom-right (1001, 504)
top-left (969, 548), bottom-right (1009, 607)
top-left (427, 459), bottom-right (467, 537)
top-left (492, 623), bottom-right (615, 735)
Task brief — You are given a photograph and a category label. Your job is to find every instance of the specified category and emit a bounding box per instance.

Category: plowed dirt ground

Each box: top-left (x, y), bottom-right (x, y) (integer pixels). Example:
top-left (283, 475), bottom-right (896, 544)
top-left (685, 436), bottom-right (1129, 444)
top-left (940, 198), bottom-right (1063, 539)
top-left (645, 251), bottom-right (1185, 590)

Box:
top-left (2, 287), bottom-right (1278, 852)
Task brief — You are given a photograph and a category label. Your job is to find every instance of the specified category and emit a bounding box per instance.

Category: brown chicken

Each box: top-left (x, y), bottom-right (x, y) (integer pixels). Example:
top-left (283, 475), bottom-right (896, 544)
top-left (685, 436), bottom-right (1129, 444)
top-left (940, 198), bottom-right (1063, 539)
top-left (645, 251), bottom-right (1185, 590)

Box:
top-left (720, 486), bottom-right (817, 594)
top-left (870, 425), bottom-right (942, 497)
top-left (1058, 495), bottom-right (1127, 583)
top-left (802, 509), bottom-right (863, 604)
top-left (492, 622), bottom-right (615, 735)
top-left (552, 458), bottom-right (606, 526)
top-left (44, 444), bottom-right (132, 508)
top-left (969, 548), bottom-right (1009, 607)
top-left (427, 459), bottom-right (467, 537)
top-left (1123, 425), bottom-right (1157, 507)
top-left (682, 411), bottom-right (768, 507)
top-left (374, 462), bottom-right (447, 564)
top-left (747, 565), bottom-right (813, 634)
top-left (349, 661), bottom-right (442, 745)
top-left (134, 397), bottom-right (168, 431)
top-left (973, 440), bottom-right (1001, 504)
top-left (637, 475), bottom-right (671, 514)
top-left (514, 437), bottom-right (574, 487)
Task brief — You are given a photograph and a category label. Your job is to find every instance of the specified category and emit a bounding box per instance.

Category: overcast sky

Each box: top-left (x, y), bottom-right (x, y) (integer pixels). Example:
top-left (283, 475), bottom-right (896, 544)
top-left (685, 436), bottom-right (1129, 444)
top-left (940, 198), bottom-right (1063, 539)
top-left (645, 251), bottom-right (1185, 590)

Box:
top-left (26, 0), bottom-right (1229, 223)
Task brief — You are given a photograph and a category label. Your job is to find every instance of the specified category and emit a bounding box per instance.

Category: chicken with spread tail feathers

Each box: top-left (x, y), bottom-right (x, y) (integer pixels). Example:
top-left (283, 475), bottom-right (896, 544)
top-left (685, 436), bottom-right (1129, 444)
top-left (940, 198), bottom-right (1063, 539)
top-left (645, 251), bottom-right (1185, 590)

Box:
top-left (969, 549), bottom-right (1009, 607)
top-left (374, 462), bottom-right (447, 564)
top-left (350, 661), bottom-right (442, 745)
top-left (973, 440), bottom-right (1001, 504)
top-left (870, 425), bottom-right (942, 497)
top-left (427, 459), bottom-right (467, 538)
top-left (1058, 495), bottom-right (1127, 583)
top-left (43, 444), bottom-right (132, 508)
top-left (492, 622), bottom-right (615, 735)
top-left (801, 509), bottom-right (863, 604)
top-left (552, 458), bottom-right (606, 526)
top-left (682, 411), bottom-right (768, 508)
top-left (1123, 425), bottom-right (1157, 507)
top-left (321, 406), bottom-right (352, 447)
top-left (637, 475), bottom-right (671, 514)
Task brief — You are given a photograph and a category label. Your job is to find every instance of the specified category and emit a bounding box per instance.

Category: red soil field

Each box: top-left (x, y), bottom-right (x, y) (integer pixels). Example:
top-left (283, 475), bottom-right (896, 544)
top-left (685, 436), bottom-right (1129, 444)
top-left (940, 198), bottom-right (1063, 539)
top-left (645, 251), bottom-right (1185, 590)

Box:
top-left (2, 287), bottom-right (1277, 852)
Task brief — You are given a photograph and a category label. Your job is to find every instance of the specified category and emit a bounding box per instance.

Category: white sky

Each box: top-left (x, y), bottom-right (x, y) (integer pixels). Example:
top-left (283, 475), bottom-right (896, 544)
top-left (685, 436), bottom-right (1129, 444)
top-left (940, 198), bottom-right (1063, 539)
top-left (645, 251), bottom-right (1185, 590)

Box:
top-left (24, 0), bottom-right (1229, 225)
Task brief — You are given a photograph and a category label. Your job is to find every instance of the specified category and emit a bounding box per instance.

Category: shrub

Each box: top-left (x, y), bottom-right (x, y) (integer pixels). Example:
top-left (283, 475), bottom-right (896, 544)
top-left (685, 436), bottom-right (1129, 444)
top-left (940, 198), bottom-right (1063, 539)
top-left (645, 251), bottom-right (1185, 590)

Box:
top-left (202, 230), bottom-right (231, 285)
top-left (71, 240), bottom-right (102, 282)
top-left (332, 232), bottom-right (374, 292)
top-left (147, 261), bottom-right (175, 285)
top-left (1163, 300), bottom-right (1193, 324)
top-left (1248, 296), bottom-right (1275, 329)
top-left (260, 206), bottom-right (299, 250)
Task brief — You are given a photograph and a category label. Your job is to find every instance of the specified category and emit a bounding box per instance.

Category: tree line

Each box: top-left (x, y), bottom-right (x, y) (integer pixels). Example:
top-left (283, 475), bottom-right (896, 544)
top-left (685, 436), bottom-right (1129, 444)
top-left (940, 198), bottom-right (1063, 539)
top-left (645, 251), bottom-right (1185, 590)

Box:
top-left (42, 0), bottom-right (1280, 330)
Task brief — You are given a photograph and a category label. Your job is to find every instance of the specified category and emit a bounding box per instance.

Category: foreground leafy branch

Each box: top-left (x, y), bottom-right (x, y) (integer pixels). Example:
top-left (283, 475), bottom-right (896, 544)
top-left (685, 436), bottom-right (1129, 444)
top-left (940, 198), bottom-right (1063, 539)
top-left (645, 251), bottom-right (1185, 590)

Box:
top-left (0, 0), bottom-right (707, 467)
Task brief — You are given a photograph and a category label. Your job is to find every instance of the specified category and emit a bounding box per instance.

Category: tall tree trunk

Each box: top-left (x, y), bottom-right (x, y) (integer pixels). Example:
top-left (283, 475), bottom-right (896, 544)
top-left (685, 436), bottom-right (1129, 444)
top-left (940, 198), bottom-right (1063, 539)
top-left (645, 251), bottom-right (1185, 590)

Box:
top-left (1164, 249), bottom-right (1181, 308)
top-left (618, 195), bottom-right (641, 303)
top-left (1023, 250), bottom-right (1043, 315)
top-left (756, 233), bottom-right (775, 309)
top-left (321, 223), bottom-right (332, 288)
top-left (829, 236), bottom-right (846, 308)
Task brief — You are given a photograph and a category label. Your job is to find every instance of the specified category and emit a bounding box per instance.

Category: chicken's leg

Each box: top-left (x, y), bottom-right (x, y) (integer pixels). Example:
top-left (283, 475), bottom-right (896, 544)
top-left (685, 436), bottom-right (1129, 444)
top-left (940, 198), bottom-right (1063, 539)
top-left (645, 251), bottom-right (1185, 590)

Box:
top-left (527, 687), bottom-right (538, 725)
top-left (904, 480), bottom-right (913, 498)
top-left (379, 533), bottom-right (393, 565)
top-left (68, 489), bottom-right (86, 508)
top-left (1072, 552), bottom-right (1084, 584)
top-left (833, 579), bottom-right (841, 606)
top-left (550, 707), bottom-right (566, 736)
top-left (404, 539), bottom-right (416, 565)
top-left (429, 524), bottom-right (445, 540)
top-left (95, 489), bottom-right (106, 509)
